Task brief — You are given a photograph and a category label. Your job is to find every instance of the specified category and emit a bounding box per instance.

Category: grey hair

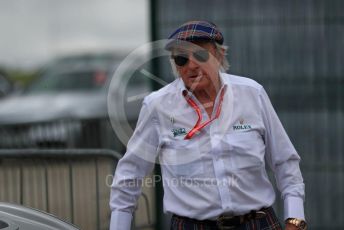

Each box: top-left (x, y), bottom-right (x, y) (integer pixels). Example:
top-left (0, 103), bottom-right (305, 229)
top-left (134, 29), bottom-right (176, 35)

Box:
top-left (169, 58), bottom-right (179, 78)
top-left (214, 42), bottom-right (230, 72)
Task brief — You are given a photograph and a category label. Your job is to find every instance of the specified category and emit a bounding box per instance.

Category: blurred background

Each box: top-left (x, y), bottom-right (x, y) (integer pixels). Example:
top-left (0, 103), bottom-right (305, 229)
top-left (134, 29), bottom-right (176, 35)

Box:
top-left (0, 0), bottom-right (343, 230)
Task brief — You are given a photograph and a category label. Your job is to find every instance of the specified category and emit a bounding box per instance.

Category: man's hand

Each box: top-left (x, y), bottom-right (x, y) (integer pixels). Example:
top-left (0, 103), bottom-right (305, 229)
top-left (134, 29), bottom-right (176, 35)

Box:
top-left (285, 223), bottom-right (299, 230)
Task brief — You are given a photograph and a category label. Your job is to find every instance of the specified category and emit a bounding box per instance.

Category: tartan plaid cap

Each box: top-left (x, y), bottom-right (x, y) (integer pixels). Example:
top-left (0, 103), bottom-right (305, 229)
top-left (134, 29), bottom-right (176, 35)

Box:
top-left (165, 20), bottom-right (224, 50)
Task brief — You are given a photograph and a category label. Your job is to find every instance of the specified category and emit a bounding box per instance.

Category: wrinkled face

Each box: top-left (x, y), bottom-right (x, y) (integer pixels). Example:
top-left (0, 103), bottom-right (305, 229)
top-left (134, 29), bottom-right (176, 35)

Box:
top-left (171, 41), bottom-right (223, 92)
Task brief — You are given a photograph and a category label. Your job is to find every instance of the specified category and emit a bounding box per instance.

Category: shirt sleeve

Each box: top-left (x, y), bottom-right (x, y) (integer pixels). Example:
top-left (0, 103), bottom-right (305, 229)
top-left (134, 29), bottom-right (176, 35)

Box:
top-left (259, 87), bottom-right (305, 221)
top-left (109, 98), bottom-right (160, 230)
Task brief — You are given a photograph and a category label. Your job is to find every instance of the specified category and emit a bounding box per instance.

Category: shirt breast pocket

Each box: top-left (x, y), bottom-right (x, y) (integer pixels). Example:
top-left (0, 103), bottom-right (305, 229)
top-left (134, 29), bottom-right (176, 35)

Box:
top-left (222, 131), bottom-right (265, 172)
top-left (160, 139), bottom-right (204, 177)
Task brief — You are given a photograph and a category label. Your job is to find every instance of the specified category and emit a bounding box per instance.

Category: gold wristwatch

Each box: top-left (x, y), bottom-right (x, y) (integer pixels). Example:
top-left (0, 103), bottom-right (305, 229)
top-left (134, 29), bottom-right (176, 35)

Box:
top-left (285, 218), bottom-right (307, 230)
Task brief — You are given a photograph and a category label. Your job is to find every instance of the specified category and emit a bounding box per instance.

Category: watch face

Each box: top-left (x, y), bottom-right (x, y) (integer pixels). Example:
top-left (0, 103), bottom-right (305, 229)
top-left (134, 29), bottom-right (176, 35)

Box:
top-left (299, 221), bottom-right (307, 229)
top-left (108, 40), bottom-right (169, 154)
top-left (286, 218), bottom-right (307, 230)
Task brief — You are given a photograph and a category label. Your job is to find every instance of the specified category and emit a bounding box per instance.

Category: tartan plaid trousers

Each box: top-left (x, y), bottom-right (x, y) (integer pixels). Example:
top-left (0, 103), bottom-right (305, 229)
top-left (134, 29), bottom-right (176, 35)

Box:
top-left (170, 207), bottom-right (283, 230)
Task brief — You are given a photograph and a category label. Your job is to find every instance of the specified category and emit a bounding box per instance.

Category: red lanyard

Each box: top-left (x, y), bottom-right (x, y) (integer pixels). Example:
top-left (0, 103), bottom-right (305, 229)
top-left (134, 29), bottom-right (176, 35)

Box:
top-left (183, 86), bottom-right (226, 140)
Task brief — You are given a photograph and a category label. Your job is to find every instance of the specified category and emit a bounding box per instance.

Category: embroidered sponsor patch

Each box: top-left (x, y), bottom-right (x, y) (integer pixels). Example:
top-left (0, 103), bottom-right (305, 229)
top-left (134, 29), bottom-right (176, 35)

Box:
top-left (233, 124), bottom-right (252, 130)
top-left (171, 128), bottom-right (187, 137)
top-left (233, 118), bottom-right (252, 130)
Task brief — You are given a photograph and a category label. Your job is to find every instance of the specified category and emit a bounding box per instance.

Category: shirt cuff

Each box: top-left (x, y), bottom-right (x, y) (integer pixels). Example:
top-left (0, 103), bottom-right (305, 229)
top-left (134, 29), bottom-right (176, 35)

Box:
top-left (284, 196), bottom-right (305, 220)
top-left (110, 210), bottom-right (133, 230)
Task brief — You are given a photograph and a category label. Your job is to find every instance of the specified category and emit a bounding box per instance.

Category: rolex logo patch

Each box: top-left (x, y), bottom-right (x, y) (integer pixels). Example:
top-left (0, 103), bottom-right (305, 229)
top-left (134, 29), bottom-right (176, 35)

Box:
top-left (233, 118), bottom-right (252, 130)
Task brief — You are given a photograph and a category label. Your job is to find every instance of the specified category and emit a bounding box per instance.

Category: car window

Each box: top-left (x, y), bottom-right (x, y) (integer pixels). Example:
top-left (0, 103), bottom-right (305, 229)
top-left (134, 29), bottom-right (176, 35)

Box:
top-left (25, 70), bottom-right (108, 94)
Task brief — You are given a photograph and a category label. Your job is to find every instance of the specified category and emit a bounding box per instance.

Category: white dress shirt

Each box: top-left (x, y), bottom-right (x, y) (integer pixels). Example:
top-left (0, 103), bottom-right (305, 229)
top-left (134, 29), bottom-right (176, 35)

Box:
top-left (109, 73), bottom-right (305, 230)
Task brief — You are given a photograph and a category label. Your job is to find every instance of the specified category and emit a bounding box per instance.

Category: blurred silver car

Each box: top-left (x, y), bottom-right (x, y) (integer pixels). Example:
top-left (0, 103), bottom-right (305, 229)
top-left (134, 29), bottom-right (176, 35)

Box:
top-left (0, 202), bottom-right (79, 230)
top-left (0, 53), bottom-right (151, 150)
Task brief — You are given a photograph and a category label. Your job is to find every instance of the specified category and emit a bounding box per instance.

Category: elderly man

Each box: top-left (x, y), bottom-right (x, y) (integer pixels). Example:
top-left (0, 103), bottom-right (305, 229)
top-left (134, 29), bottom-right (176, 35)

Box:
top-left (110, 20), bottom-right (307, 230)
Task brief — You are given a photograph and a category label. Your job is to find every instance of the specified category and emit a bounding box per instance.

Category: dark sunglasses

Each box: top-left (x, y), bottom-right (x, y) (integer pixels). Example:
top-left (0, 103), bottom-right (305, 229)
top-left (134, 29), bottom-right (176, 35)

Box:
top-left (172, 49), bottom-right (210, 67)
